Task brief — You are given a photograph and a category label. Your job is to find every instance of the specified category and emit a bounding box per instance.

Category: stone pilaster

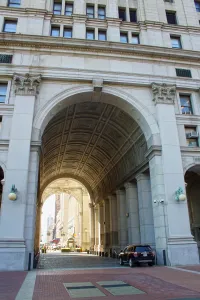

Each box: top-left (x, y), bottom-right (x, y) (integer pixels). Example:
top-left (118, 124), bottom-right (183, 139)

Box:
top-left (89, 203), bottom-right (95, 251)
top-left (0, 73), bottom-right (41, 271)
top-left (124, 182), bottom-right (140, 245)
top-left (116, 190), bottom-right (128, 249)
top-left (108, 195), bottom-right (119, 251)
top-left (136, 174), bottom-right (155, 246)
top-left (103, 199), bottom-right (110, 255)
top-left (149, 82), bottom-right (199, 265)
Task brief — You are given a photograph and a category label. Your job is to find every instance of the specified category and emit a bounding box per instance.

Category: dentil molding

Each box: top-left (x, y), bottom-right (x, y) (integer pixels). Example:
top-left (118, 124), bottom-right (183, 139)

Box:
top-left (13, 73), bottom-right (42, 96)
top-left (152, 82), bottom-right (176, 105)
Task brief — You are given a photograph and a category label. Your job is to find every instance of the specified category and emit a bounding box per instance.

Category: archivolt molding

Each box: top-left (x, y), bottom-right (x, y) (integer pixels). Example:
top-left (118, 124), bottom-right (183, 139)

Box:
top-left (33, 84), bottom-right (159, 143)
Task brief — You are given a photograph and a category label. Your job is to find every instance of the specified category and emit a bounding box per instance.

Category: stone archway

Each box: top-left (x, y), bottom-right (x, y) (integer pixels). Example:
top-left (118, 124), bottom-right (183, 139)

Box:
top-left (185, 164), bottom-right (200, 257)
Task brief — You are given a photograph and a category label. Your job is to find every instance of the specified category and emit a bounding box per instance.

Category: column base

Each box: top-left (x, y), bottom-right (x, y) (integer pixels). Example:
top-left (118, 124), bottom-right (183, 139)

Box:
top-left (0, 239), bottom-right (26, 271)
top-left (167, 237), bottom-right (199, 266)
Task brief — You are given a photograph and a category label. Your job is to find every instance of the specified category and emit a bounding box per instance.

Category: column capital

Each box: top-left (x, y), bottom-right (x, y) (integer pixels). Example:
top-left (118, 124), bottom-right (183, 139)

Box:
top-left (151, 82), bottom-right (176, 105)
top-left (13, 73), bottom-right (42, 96)
top-left (89, 202), bottom-right (95, 209)
top-left (124, 182), bottom-right (136, 190)
top-left (116, 189), bottom-right (125, 196)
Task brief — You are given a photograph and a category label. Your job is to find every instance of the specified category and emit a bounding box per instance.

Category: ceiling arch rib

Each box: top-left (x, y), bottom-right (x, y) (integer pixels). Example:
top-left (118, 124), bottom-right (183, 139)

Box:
top-left (40, 102), bottom-right (147, 201)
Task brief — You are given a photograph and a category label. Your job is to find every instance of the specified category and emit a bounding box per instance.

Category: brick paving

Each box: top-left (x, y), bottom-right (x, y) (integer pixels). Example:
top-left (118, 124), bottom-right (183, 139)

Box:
top-left (1, 253), bottom-right (200, 300)
top-left (0, 271), bottom-right (27, 300)
top-left (177, 265), bottom-right (200, 273)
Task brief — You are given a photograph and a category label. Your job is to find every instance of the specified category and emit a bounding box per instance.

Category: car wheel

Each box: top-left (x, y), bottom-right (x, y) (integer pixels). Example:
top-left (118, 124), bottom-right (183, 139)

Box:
top-left (119, 257), bottom-right (124, 265)
top-left (148, 262), bottom-right (153, 266)
top-left (129, 258), bottom-right (134, 268)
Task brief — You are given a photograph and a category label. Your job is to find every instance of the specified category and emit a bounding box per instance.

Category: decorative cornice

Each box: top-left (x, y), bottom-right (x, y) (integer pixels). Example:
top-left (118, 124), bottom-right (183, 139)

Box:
top-left (1, 34), bottom-right (200, 64)
top-left (145, 145), bottom-right (162, 161)
top-left (124, 182), bottom-right (135, 189)
top-left (152, 83), bottom-right (176, 105)
top-left (13, 73), bottom-right (42, 96)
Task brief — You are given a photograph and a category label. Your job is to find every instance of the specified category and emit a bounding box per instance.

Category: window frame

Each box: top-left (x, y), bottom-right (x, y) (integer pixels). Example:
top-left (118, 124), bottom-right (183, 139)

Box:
top-left (0, 82), bottom-right (9, 104)
top-left (132, 33), bottom-right (140, 44)
top-left (195, 1), bottom-right (200, 12)
top-left (166, 11), bottom-right (177, 25)
top-left (63, 27), bottom-right (72, 38)
top-left (129, 9), bottom-right (137, 23)
top-left (65, 2), bottom-right (73, 16)
top-left (86, 4), bottom-right (95, 19)
top-left (170, 35), bottom-right (182, 49)
top-left (118, 7), bottom-right (126, 21)
top-left (120, 32), bottom-right (128, 43)
top-left (8, 0), bottom-right (20, 8)
top-left (98, 30), bottom-right (107, 41)
top-left (51, 25), bottom-right (60, 37)
top-left (185, 126), bottom-right (199, 147)
top-left (179, 94), bottom-right (193, 115)
top-left (98, 6), bottom-right (106, 19)
top-left (86, 28), bottom-right (95, 40)
top-left (3, 19), bottom-right (17, 33)
top-left (53, 1), bottom-right (62, 15)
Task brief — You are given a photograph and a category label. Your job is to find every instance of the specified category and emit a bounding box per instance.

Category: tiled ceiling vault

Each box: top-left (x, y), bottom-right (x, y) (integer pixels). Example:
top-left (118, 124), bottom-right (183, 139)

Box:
top-left (40, 102), bottom-right (147, 201)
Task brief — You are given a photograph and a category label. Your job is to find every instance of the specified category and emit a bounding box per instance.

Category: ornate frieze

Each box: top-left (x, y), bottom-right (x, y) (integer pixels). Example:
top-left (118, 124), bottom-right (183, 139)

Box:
top-left (151, 83), bottom-right (176, 105)
top-left (13, 73), bottom-right (42, 96)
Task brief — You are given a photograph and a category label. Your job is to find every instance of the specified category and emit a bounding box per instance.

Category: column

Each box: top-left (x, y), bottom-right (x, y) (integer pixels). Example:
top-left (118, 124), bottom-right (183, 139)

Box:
top-left (116, 190), bottom-right (128, 249)
top-left (150, 83), bottom-right (199, 265)
top-left (98, 202), bottom-right (104, 255)
top-left (74, 0), bottom-right (85, 14)
top-left (136, 174), bottom-right (155, 246)
top-left (0, 73), bottom-right (41, 271)
top-left (89, 203), bottom-right (95, 252)
top-left (124, 182), bottom-right (140, 245)
top-left (103, 199), bottom-right (110, 255)
top-left (108, 195), bottom-right (119, 252)
top-left (107, 19), bottom-right (121, 42)
top-left (72, 15), bottom-right (86, 39)
top-left (94, 205), bottom-right (99, 254)
top-left (107, 0), bottom-right (118, 18)
top-left (79, 196), bottom-right (83, 248)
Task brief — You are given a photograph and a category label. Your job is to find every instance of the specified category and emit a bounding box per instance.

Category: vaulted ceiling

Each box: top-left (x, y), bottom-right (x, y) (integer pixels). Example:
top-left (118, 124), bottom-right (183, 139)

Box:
top-left (40, 102), bottom-right (147, 201)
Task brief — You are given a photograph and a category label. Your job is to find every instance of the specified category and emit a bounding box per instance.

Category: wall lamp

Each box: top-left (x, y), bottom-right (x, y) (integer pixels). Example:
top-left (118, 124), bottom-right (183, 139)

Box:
top-left (175, 187), bottom-right (186, 202)
top-left (8, 185), bottom-right (18, 201)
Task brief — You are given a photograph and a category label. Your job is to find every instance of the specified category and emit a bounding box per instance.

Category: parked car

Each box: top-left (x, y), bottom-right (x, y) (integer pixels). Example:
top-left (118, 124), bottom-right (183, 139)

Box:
top-left (119, 244), bottom-right (155, 267)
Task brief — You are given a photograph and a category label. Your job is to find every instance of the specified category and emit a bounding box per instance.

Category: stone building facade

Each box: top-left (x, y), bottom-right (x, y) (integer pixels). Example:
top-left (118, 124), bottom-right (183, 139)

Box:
top-left (0, 0), bottom-right (200, 270)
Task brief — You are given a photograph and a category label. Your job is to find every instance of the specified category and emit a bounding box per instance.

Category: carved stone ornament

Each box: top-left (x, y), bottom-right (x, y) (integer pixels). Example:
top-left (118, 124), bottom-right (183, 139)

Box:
top-left (13, 73), bottom-right (42, 96)
top-left (151, 83), bottom-right (176, 105)
top-left (93, 78), bottom-right (103, 92)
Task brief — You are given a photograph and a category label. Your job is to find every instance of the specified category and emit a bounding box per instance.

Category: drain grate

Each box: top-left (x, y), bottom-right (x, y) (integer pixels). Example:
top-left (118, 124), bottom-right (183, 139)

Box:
top-left (63, 282), bottom-right (105, 298)
top-left (97, 280), bottom-right (145, 296)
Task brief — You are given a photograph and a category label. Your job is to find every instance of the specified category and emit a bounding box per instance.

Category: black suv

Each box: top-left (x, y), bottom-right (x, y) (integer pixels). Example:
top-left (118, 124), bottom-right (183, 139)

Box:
top-left (119, 245), bottom-right (155, 267)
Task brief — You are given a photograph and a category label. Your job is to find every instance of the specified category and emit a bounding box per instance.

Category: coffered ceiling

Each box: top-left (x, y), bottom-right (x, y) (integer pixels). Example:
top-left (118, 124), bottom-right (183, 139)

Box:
top-left (40, 101), bottom-right (147, 201)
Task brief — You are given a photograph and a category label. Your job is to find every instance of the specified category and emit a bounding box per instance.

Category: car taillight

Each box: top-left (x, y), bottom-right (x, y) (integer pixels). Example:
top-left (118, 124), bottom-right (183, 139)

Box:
top-left (133, 252), bottom-right (138, 257)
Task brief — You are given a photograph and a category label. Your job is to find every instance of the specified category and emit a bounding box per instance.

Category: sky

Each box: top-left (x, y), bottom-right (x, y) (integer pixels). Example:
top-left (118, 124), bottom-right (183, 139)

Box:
top-left (41, 195), bottom-right (55, 242)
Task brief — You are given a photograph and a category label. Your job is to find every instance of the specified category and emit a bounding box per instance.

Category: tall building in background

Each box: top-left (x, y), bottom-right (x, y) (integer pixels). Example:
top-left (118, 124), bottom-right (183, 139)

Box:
top-left (53, 194), bottom-right (61, 239)
top-left (0, 0), bottom-right (200, 270)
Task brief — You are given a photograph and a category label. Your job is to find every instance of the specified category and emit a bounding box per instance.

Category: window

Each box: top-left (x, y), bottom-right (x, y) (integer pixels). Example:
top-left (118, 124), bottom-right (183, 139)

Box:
top-left (130, 10), bottom-right (137, 22)
top-left (185, 127), bottom-right (199, 147)
top-left (195, 1), bottom-right (200, 12)
top-left (98, 6), bottom-right (106, 19)
top-left (0, 84), bottom-right (7, 103)
top-left (135, 246), bottom-right (152, 252)
top-left (119, 8), bottom-right (126, 21)
top-left (98, 30), bottom-right (106, 41)
top-left (53, 1), bottom-right (62, 15)
top-left (3, 20), bottom-right (17, 33)
top-left (65, 3), bottom-right (73, 16)
top-left (51, 26), bottom-right (60, 37)
top-left (166, 11), bottom-right (177, 24)
top-left (86, 29), bottom-right (95, 40)
top-left (171, 36), bottom-right (182, 48)
top-left (120, 32), bottom-right (128, 43)
top-left (176, 68), bottom-right (192, 78)
top-left (8, 0), bottom-right (20, 7)
top-left (64, 27), bottom-right (72, 38)
top-left (86, 5), bottom-right (94, 18)
top-left (0, 54), bottom-right (12, 64)
top-left (180, 95), bottom-right (193, 115)
top-left (132, 34), bottom-right (140, 44)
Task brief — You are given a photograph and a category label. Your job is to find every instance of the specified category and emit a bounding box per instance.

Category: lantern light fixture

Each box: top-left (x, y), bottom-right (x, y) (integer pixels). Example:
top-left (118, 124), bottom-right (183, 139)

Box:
top-left (8, 185), bottom-right (18, 201)
top-left (175, 187), bottom-right (186, 202)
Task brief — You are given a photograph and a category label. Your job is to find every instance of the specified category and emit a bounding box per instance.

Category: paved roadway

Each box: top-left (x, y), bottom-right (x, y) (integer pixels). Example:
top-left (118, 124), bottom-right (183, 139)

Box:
top-left (38, 251), bottom-right (121, 269)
